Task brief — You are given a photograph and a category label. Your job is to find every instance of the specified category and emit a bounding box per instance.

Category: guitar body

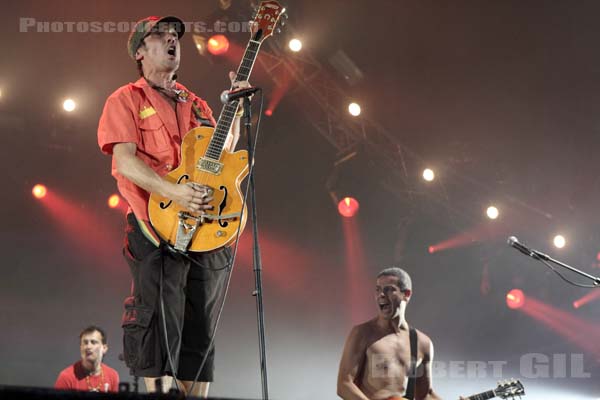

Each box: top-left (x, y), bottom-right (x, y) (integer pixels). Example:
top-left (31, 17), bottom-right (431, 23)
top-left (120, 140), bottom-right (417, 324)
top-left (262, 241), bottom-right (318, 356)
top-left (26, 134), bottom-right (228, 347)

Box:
top-left (387, 379), bottom-right (524, 400)
top-left (148, 126), bottom-right (249, 252)
top-left (148, 0), bottom-right (285, 252)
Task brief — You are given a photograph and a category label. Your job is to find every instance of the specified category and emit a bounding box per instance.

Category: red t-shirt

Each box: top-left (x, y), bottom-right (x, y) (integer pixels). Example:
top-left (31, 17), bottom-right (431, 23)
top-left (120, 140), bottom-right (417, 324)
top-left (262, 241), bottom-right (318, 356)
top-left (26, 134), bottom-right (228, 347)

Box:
top-left (55, 361), bottom-right (119, 393)
top-left (97, 77), bottom-right (215, 221)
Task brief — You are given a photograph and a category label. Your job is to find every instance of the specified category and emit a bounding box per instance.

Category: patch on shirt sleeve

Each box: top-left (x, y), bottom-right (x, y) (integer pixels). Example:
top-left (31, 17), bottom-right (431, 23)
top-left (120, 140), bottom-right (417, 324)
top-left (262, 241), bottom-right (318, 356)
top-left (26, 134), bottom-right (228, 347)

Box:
top-left (139, 106), bottom-right (157, 120)
top-left (192, 103), bottom-right (215, 127)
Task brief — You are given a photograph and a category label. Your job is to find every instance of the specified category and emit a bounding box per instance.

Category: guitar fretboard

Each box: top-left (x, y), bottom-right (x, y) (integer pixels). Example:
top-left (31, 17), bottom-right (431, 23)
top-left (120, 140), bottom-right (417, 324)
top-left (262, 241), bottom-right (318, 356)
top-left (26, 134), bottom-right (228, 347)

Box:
top-left (205, 40), bottom-right (261, 161)
top-left (467, 390), bottom-right (495, 400)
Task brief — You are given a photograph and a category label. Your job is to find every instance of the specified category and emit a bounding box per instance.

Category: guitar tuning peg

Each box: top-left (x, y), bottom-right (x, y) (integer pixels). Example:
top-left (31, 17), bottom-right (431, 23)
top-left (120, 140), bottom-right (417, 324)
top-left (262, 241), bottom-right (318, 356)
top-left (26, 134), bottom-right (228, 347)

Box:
top-left (282, 13), bottom-right (289, 19)
top-left (275, 27), bottom-right (282, 34)
top-left (280, 20), bottom-right (286, 27)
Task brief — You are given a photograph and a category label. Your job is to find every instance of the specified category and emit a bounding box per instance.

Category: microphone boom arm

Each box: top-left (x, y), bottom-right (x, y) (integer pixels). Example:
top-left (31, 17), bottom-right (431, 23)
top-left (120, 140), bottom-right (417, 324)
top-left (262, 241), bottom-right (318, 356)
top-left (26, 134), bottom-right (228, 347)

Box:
top-left (508, 236), bottom-right (600, 287)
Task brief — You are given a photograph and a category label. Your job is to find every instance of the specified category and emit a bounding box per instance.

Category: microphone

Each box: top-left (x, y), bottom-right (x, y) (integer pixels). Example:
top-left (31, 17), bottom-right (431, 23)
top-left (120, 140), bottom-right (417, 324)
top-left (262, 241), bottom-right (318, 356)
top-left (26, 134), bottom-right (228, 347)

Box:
top-left (221, 87), bottom-right (260, 104)
top-left (507, 236), bottom-right (534, 257)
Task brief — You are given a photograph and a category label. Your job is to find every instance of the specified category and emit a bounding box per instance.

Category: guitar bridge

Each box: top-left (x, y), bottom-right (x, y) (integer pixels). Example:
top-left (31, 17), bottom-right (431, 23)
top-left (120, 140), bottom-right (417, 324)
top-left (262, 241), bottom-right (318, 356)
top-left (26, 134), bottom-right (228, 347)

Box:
top-left (197, 157), bottom-right (223, 175)
top-left (174, 211), bottom-right (241, 251)
top-left (200, 212), bottom-right (241, 221)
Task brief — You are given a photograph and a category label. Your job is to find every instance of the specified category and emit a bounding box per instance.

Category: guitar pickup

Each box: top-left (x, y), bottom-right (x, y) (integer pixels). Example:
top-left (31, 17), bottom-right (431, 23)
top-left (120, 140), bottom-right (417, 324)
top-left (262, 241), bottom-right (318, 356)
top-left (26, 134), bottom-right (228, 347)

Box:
top-left (178, 211), bottom-right (240, 224)
top-left (197, 157), bottom-right (223, 175)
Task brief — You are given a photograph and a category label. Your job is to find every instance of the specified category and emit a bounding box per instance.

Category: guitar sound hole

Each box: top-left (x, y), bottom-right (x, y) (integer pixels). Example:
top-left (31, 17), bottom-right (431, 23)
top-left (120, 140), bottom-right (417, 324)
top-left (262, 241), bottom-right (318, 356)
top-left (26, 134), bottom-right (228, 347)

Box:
top-left (218, 185), bottom-right (228, 228)
top-left (160, 174), bottom-right (190, 209)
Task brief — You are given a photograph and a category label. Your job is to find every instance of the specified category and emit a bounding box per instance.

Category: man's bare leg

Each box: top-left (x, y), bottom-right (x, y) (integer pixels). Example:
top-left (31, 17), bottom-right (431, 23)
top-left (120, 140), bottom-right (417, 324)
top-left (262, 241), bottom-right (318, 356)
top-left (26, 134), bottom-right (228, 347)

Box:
top-left (178, 380), bottom-right (210, 398)
top-left (144, 376), bottom-right (173, 393)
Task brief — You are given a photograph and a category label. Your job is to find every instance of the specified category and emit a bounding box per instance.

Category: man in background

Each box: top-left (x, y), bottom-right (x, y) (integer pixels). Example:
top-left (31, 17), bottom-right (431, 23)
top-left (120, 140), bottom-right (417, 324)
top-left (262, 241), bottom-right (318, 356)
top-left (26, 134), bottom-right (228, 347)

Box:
top-left (337, 267), bottom-right (442, 400)
top-left (55, 325), bottom-right (119, 392)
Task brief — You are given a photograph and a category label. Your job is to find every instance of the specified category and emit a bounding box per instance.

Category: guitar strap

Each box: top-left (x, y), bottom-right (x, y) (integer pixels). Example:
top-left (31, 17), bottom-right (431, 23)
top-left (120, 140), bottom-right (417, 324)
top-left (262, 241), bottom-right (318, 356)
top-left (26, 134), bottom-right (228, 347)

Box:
top-left (135, 216), bottom-right (162, 247)
top-left (404, 326), bottom-right (418, 400)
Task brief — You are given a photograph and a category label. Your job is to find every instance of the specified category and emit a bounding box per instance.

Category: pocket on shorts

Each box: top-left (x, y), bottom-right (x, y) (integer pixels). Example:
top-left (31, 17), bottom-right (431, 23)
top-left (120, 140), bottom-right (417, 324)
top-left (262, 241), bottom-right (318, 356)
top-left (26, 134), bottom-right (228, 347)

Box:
top-left (122, 296), bottom-right (155, 370)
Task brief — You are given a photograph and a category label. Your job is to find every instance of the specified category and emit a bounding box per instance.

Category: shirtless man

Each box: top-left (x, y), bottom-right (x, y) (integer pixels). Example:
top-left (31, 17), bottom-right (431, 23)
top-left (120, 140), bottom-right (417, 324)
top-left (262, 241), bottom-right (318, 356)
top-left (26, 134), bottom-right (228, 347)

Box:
top-left (337, 267), bottom-right (442, 400)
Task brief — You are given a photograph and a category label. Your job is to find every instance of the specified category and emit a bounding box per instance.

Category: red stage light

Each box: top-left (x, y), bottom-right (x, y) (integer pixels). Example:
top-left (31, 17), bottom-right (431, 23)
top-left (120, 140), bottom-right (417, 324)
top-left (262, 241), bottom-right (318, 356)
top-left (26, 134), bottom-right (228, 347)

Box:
top-left (428, 245), bottom-right (435, 254)
top-left (338, 197), bottom-right (359, 218)
top-left (265, 69), bottom-right (292, 118)
top-left (506, 289), bottom-right (525, 309)
top-left (32, 184), bottom-right (47, 199)
top-left (108, 194), bottom-right (120, 208)
top-left (571, 289), bottom-right (600, 309)
top-left (207, 35), bottom-right (229, 55)
top-left (519, 294), bottom-right (600, 358)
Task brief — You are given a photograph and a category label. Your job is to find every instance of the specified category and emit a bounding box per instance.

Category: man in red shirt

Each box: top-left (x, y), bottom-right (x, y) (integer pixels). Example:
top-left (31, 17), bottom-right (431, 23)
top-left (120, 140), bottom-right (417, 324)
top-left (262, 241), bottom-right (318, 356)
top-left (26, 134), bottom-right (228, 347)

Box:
top-left (55, 326), bottom-right (119, 392)
top-left (98, 16), bottom-right (248, 397)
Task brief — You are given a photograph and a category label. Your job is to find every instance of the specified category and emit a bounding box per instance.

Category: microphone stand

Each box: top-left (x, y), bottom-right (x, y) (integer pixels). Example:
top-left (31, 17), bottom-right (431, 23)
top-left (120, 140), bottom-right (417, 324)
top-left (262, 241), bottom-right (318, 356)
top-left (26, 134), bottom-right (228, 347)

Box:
top-left (242, 95), bottom-right (270, 399)
top-left (528, 248), bottom-right (600, 286)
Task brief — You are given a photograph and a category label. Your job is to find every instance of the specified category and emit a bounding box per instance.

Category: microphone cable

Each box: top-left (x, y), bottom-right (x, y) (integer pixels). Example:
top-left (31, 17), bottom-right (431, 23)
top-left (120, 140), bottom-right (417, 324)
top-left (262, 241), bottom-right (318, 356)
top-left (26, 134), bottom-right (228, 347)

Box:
top-left (186, 89), bottom-right (265, 398)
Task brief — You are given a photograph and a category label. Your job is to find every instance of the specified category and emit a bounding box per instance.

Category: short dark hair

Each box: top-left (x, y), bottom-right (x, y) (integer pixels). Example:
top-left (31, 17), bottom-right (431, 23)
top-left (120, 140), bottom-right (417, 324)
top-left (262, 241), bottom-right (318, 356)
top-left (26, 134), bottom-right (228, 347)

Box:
top-left (79, 325), bottom-right (107, 344)
top-left (377, 267), bottom-right (412, 292)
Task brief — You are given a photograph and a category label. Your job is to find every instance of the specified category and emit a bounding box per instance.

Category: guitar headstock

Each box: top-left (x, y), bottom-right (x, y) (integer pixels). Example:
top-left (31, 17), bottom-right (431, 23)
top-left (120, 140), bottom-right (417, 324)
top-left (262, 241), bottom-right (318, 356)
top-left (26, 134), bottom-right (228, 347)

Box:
top-left (495, 379), bottom-right (525, 399)
top-left (250, 0), bottom-right (286, 42)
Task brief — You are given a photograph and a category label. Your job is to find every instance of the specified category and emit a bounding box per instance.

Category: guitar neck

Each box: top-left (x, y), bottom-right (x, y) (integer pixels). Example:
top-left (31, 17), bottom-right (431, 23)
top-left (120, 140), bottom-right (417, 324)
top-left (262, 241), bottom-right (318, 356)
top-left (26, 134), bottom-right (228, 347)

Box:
top-left (466, 390), bottom-right (496, 400)
top-left (206, 40), bottom-right (262, 161)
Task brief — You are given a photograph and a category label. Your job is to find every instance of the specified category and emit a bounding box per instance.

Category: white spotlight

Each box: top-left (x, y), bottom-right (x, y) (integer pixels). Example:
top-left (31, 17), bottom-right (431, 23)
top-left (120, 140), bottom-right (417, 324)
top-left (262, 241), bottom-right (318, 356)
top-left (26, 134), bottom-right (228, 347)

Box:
top-left (553, 234), bottom-right (566, 248)
top-left (486, 206), bottom-right (499, 220)
top-left (348, 102), bottom-right (361, 116)
top-left (423, 168), bottom-right (435, 182)
top-left (63, 98), bottom-right (76, 112)
top-left (288, 38), bottom-right (302, 52)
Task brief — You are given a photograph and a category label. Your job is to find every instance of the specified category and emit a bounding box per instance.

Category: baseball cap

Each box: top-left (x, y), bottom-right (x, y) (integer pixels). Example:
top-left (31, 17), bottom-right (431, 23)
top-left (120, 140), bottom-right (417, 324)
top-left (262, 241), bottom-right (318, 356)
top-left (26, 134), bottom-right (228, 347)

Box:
top-left (127, 16), bottom-right (185, 59)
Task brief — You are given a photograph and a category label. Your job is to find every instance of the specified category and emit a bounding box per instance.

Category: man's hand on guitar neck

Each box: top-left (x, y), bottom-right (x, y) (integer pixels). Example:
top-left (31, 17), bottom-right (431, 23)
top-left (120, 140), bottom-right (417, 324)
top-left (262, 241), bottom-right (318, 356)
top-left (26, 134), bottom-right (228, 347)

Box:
top-left (223, 71), bottom-right (251, 152)
top-left (226, 70), bottom-right (252, 99)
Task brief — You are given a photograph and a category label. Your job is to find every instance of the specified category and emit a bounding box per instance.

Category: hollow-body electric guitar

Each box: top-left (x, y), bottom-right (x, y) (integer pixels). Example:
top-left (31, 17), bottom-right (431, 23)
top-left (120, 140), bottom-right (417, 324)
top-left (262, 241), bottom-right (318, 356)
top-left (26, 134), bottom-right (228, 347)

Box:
top-left (460, 379), bottom-right (525, 400)
top-left (148, 1), bottom-right (285, 252)
top-left (392, 379), bottom-right (525, 400)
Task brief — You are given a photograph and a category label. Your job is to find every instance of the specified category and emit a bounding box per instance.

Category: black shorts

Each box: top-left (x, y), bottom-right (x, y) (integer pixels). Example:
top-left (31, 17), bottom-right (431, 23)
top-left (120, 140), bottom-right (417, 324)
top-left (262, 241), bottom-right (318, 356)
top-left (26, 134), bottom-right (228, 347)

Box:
top-left (177, 248), bottom-right (230, 381)
top-left (122, 213), bottom-right (230, 381)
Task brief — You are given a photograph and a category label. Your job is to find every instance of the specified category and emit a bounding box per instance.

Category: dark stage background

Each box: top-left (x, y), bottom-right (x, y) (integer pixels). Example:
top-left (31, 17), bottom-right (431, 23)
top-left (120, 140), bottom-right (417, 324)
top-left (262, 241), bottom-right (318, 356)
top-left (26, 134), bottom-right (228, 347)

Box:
top-left (1, 1), bottom-right (600, 399)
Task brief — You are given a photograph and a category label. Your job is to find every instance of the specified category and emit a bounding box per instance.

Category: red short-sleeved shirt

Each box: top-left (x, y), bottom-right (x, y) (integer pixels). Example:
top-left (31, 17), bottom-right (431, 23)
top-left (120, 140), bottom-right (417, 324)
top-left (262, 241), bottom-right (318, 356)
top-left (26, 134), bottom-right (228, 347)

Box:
top-left (55, 361), bottom-right (119, 393)
top-left (98, 78), bottom-right (216, 221)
